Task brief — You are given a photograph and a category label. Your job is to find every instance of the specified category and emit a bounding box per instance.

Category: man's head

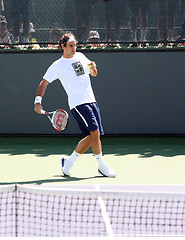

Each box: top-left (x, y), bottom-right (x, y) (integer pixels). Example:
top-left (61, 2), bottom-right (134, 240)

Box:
top-left (59, 32), bottom-right (77, 49)
top-left (59, 32), bottom-right (78, 58)
top-left (88, 30), bottom-right (100, 43)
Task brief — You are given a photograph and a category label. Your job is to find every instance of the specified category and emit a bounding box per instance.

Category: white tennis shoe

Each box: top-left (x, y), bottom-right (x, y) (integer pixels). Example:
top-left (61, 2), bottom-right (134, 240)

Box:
top-left (98, 163), bottom-right (117, 178)
top-left (60, 158), bottom-right (73, 177)
top-left (60, 158), bottom-right (116, 178)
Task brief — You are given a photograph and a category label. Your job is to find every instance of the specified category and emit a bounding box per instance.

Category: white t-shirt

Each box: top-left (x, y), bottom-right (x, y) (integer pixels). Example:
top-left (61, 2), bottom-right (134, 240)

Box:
top-left (43, 52), bottom-right (96, 110)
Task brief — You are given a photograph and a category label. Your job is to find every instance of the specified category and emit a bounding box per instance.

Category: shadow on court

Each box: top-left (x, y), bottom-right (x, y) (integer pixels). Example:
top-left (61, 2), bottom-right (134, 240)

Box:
top-left (0, 175), bottom-right (103, 185)
top-left (1, 136), bottom-right (185, 158)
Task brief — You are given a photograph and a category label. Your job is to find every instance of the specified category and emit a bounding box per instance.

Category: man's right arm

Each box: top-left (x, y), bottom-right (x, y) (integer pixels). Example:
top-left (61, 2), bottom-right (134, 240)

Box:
top-left (34, 79), bottom-right (50, 114)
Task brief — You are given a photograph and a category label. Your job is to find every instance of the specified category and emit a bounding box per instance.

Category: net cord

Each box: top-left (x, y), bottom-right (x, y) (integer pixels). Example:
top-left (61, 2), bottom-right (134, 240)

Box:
top-left (0, 184), bottom-right (16, 193)
top-left (14, 185), bottom-right (185, 200)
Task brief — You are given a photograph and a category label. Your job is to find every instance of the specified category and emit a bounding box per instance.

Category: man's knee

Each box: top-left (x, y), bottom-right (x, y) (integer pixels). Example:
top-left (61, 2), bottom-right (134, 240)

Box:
top-left (90, 129), bottom-right (100, 139)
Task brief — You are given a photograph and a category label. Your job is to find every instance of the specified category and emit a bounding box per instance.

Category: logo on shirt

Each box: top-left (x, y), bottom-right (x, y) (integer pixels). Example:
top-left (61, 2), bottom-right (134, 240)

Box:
top-left (72, 61), bottom-right (85, 76)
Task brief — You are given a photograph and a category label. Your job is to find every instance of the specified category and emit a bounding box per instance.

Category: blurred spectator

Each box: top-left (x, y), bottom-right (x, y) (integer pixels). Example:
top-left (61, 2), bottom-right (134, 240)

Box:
top-left (49, 27), bottom-right (63, 43)
top-left (0, 15), bottom-right (14, 44)
top-left (176, 0), bottom-right (185, 43)
top-left (19, 22), bottom-right (35, 43)
top-left (48, 27), bottom-right (63, 48)
top-left (1, 0), bottom-right (4, 12)
top-left (73, 0), bottom-right (93, 42)
top-left (157, 0), bottom-right (179, 42)
top-left (128, 0), bottom-right (151, 43)
top-left (180, 16), bottom-right (185, 39)
top-left (10, 0), bottom-right (34, 43)
top-left (104, 0), bottom-right (126, 42)
top-left (87, 30), bottom-right (101, 47)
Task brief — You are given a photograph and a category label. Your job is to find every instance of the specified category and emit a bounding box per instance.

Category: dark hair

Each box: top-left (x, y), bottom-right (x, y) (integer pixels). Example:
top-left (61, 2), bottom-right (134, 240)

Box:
top-left (59, 32), bottom-right (77, 51)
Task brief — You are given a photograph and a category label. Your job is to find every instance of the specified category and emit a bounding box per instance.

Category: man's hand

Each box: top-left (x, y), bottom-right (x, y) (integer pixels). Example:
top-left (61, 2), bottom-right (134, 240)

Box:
top-left (89, 61), bottom-right (98, 77)
top-left (34, 103), bottom-right (43, 114)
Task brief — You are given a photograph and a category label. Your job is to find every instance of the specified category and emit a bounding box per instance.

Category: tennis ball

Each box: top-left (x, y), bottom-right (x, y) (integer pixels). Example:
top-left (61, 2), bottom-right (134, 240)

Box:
top-left (89, 64), bottom-right (92, 69)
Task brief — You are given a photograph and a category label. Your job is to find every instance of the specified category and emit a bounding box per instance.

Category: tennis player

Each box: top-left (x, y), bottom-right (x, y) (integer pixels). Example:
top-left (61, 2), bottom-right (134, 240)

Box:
top-left (34, 32), bottom-right (116, 178)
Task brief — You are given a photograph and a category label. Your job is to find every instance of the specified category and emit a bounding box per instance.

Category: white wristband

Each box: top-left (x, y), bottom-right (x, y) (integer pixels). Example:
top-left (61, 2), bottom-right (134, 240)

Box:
top-left (34, 96), bottom-right (42, 104)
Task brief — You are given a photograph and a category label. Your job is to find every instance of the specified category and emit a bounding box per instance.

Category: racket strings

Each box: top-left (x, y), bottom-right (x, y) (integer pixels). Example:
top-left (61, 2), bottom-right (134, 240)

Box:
top-left (52, 110), bottom-right (68, 131)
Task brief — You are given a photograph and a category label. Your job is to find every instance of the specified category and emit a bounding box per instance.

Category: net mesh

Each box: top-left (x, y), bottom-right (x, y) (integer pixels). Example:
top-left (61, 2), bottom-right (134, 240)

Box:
top-left (0, 186), bottom-right (16, 237)
top-left (0, 185), bottom-right (185, 237)
top-left (17, 192), bottom-right (106, 237)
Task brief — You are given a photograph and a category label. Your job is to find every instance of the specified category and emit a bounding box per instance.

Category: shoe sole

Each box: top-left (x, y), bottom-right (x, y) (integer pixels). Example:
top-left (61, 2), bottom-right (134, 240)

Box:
top-left (98, 169), bottom-right (116, 178)
top-left (61, 158), bottom-right (70, 177)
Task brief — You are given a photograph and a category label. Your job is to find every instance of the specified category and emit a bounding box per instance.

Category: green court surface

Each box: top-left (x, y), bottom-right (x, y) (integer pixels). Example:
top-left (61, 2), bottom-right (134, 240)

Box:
top-left (0, 136), bottom-right (185, 186)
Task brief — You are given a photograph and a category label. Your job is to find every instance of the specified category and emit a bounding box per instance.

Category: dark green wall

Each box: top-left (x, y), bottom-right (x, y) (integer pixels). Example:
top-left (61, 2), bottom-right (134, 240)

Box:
top-left (1, 50), bottom-right (185, 135)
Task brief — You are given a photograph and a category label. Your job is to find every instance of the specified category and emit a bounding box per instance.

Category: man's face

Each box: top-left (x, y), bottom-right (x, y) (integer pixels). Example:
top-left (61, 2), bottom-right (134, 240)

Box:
top-left (63, 41), bottom-right (77, 58)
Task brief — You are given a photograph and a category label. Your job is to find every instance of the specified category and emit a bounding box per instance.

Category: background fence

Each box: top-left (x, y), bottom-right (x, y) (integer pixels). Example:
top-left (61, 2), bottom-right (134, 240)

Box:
top-left (1, 0), bottom-right (185, 44)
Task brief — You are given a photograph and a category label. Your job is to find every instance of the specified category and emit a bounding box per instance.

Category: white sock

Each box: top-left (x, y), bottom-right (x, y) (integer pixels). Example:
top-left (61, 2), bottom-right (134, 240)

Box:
top-left (67, 150), bottom-right (81, 164)
top-left (95, 153), bottom-right (105, 166)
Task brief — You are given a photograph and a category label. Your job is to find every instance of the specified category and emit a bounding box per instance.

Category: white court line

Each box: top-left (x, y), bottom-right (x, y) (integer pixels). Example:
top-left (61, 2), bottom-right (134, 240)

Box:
top-left (95, 185), bottom-right (114, 238)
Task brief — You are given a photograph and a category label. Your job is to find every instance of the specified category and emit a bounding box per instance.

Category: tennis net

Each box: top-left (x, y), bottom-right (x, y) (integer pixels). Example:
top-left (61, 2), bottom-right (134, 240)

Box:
top-left (0, 184), bottom-right (185, 237)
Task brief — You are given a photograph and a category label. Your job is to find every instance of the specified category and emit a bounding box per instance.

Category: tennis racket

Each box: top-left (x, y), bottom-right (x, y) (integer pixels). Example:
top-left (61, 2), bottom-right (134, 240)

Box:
top-left (41, 109), bottom-right (69, 131)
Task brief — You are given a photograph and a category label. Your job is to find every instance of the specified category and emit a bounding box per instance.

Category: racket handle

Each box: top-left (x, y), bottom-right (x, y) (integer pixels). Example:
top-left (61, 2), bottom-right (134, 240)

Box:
top-left (41, 109), bottom-right (46, 115)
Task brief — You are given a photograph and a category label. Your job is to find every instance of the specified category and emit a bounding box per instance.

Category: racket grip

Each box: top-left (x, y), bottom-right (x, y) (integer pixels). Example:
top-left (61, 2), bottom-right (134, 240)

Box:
top-left (41, 109), bottom-right (46, 115)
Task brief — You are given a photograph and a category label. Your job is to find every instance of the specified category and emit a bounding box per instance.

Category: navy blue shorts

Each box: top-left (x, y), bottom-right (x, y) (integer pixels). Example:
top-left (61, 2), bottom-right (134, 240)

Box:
top-left (71, 102), bottom-right (104, 136)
